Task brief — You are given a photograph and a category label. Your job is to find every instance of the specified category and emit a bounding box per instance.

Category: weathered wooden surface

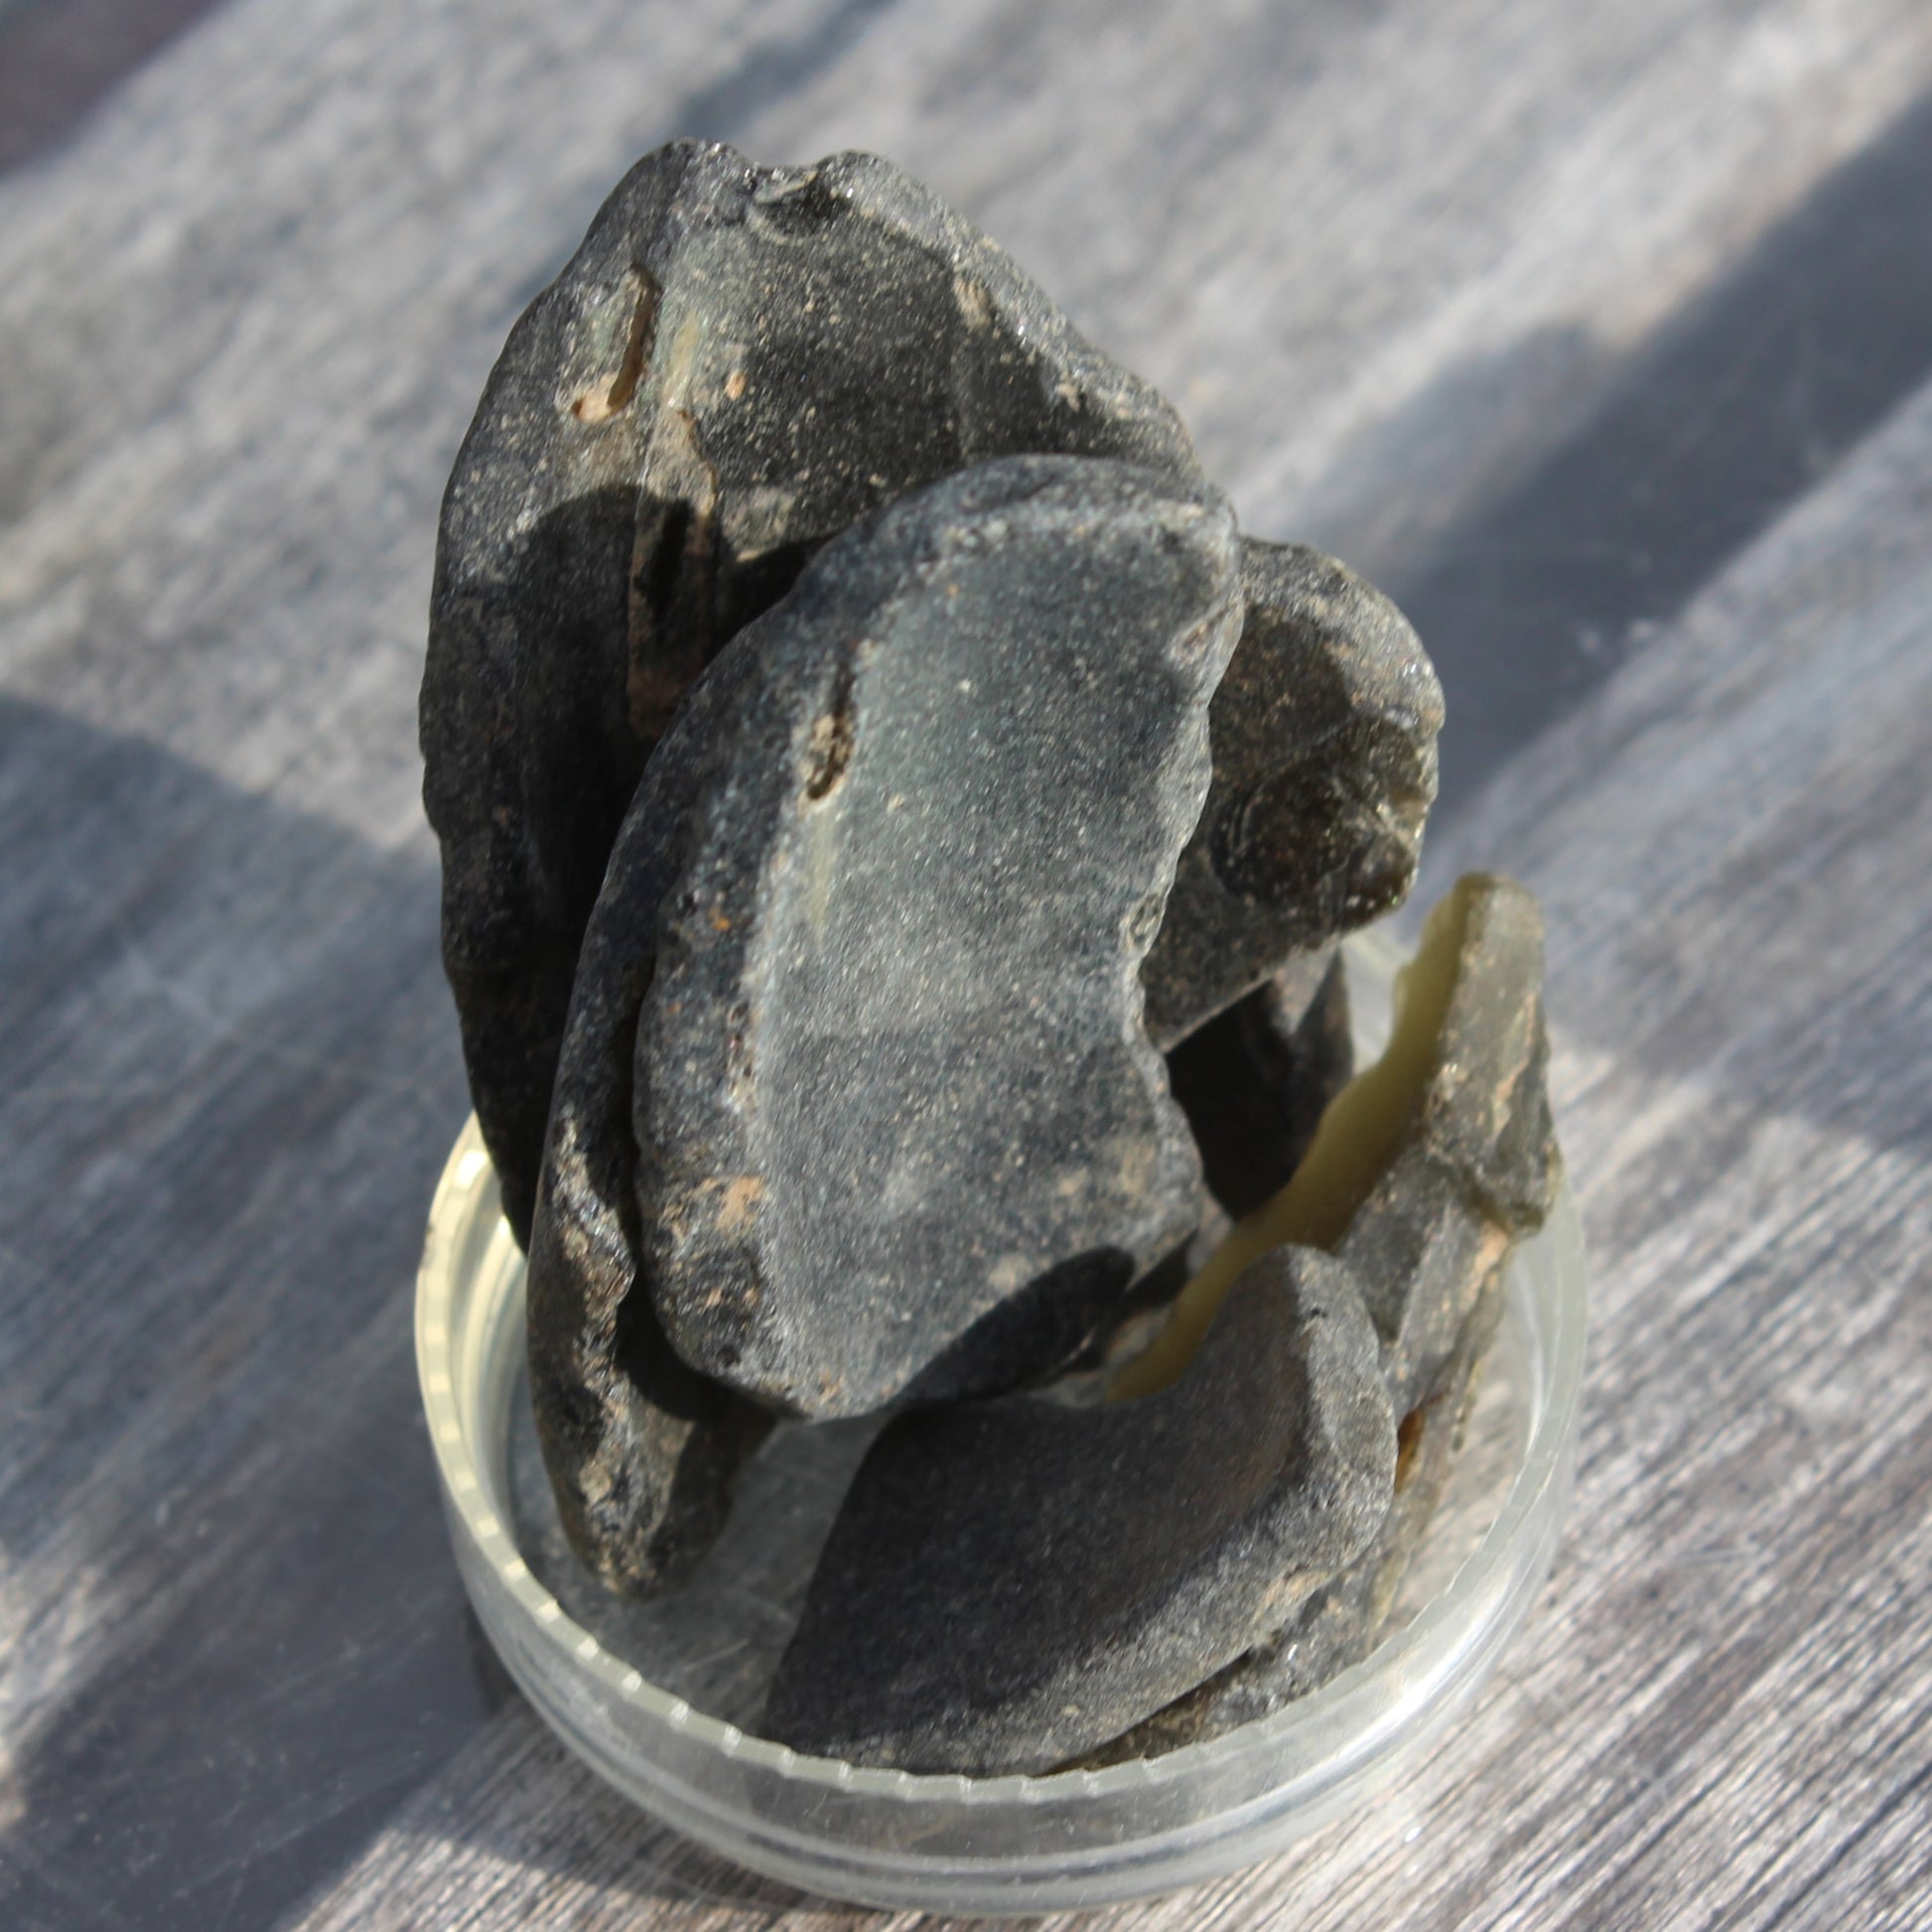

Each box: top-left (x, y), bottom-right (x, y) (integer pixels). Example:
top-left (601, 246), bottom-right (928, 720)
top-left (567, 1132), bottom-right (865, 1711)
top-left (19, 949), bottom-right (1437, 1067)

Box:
top-left (2, 0), bottom-right (1930, 1926)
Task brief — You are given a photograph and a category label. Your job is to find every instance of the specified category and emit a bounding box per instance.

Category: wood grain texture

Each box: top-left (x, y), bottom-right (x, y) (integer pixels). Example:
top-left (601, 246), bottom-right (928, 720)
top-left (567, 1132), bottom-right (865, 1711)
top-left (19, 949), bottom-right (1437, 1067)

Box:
top-left (2, 0), bottom-right (1930, 1925)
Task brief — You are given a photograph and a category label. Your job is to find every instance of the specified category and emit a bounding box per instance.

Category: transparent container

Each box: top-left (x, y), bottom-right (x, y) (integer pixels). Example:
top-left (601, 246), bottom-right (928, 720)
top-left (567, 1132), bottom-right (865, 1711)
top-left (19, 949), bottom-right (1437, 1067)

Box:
top-left (417, 930), bottom-right (1588, 1915)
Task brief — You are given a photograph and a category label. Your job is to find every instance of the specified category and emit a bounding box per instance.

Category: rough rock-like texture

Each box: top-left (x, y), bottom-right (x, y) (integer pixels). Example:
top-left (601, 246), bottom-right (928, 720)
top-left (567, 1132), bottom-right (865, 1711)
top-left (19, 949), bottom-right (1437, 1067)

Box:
top-left (525, 641), bottom-right (778, 1597)
top-left (1166, 947), bottom-right (1352, 1220)
top-left (1092, 1274), bottom-right (1505, 1763)
top-left (421, 139), bottom-right (1201, 1243)
top-left (1142, 541), bottom-right (1444, 1049)
top-left (636, 456), bottom-right (1239, 1419)
top-left (1097, 873), bottom-right (1561, 1756)
top-left (760, 1247), bottom-right (1395, 1774)
top-left (1340, 876), bottom-right (1560, 1409)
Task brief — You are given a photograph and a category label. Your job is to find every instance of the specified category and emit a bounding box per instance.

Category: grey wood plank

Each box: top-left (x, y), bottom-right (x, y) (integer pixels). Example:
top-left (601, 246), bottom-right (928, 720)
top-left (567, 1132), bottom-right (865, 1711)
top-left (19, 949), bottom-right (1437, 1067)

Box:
top-left (0, 0), bottom-right (230, 175)
top-left (2, 0), bottom-right (1930, 1924)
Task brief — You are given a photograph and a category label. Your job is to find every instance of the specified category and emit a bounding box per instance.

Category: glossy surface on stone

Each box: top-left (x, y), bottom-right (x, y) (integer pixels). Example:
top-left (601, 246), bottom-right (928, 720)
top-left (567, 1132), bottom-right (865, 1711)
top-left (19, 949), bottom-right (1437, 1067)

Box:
top-left (1103, 875), bottom-right (1561, 1752)
top-left (1340, 877), bottom-right (1560, 1409)
top-left (1166, 948), bottom-right (1353, 1222)
top-left (1142, 541), bottom-right (1443, 1049)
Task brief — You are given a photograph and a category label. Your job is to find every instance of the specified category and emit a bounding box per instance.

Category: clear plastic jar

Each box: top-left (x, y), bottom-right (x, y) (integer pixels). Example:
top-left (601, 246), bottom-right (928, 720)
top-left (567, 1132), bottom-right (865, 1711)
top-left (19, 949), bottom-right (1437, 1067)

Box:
top-left (417, 930), bottom-right (1587, 1913)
